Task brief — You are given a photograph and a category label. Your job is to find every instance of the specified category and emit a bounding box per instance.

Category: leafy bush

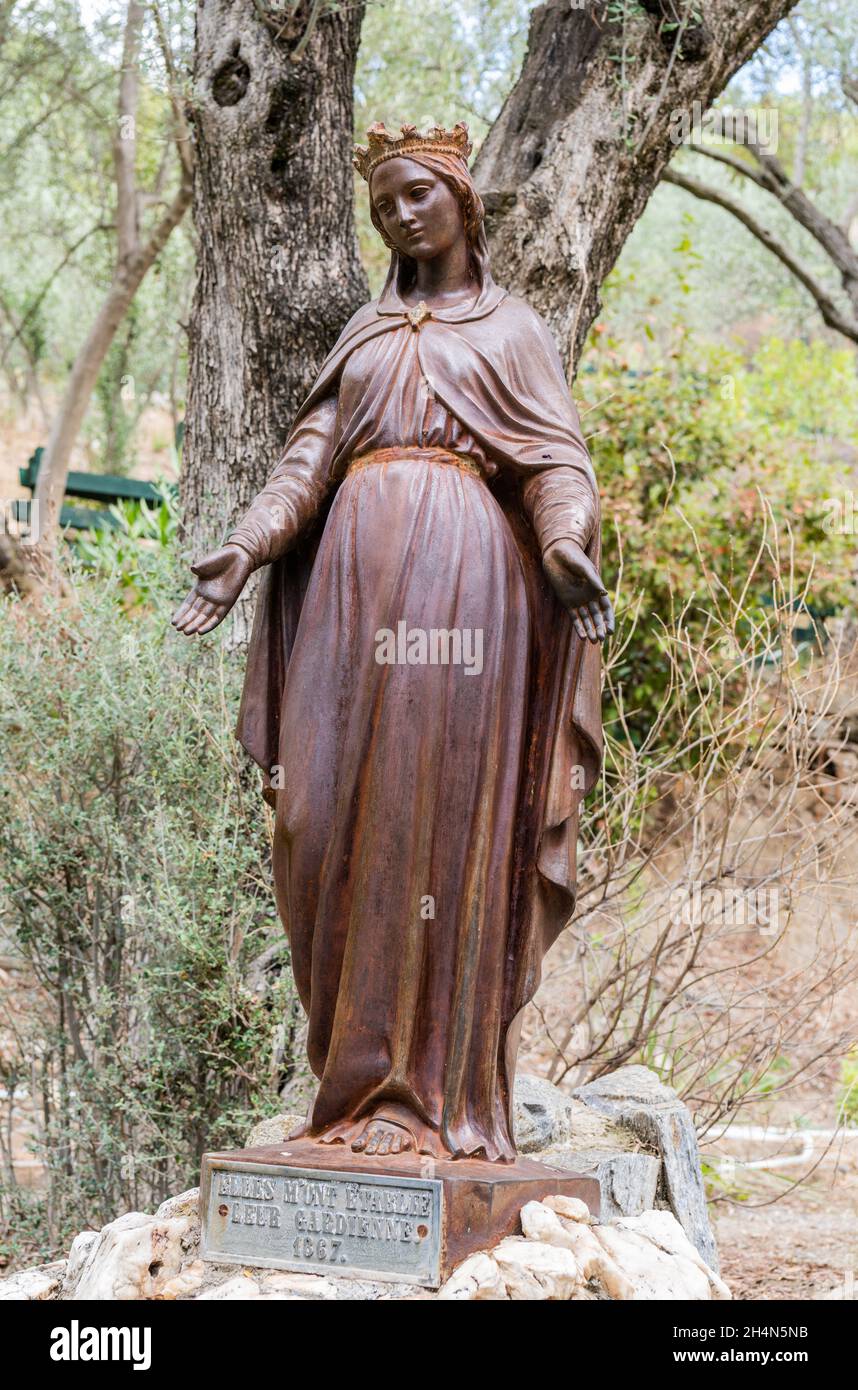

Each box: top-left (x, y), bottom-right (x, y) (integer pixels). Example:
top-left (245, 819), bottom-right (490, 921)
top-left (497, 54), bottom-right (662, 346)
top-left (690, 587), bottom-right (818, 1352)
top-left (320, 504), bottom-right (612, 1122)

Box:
top-left (0, 536), bottom-right (305, 1262)
top-left (838, 1050), bottom-right (858, 1128)
top-left (579, 329), bottom-right (857, 748)
top-left (73, 486), bottom-right (180, 608)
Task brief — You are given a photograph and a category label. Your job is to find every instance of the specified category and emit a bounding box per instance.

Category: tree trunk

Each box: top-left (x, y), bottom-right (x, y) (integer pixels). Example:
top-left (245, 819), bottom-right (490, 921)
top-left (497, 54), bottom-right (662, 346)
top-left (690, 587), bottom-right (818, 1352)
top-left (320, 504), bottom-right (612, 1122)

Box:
top-left (474, 0), bottom-right (801, 374)
top-left (33, 1), bottom-right (192, 552)
top-left (181, 0), bottom-right (369, 624)
top-left (33, 229), bottom-right (189, 543)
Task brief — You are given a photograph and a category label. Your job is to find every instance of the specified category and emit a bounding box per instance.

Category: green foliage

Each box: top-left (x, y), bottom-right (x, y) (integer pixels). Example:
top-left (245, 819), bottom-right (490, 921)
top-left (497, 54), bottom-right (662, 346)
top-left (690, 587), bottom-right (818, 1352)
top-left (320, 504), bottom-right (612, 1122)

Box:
top-left (701, 1160), bottom-right (751, 1204)
top-left (838, 1049), bottom-right (858, 1128)
top-left (0, 551), bottom-right (303, 1260)
top-left (73, 486), bottom-right (180, 609)
top-left (580, 326), bottom-right (857, 748)
top-left (735, 337), bottom-right (858, 446)
top-left (0, 2), bottom-right (193, 454)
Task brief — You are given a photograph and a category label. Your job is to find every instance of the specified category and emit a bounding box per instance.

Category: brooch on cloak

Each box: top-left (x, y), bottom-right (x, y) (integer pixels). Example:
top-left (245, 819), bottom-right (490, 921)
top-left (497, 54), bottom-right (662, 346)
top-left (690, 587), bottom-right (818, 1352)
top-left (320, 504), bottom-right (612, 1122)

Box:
top-left (406, 300), bottom-right (432, 331)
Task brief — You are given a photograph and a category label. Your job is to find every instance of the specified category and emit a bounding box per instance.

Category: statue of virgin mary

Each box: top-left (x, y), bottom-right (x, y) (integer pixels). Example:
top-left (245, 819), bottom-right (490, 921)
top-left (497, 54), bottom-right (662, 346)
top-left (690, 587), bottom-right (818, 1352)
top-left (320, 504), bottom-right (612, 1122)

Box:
top-left (173, 121), bottom-right (613, 1163)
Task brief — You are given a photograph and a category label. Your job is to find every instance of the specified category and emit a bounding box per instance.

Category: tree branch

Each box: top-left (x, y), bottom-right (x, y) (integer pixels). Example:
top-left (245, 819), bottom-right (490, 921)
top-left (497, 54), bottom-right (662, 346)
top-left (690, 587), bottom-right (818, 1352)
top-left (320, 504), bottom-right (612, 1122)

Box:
top-left (151, 1), bottom-right (195, 181)
top-left (114, 0), bottom-right (145, 264)
top-left (0, 222), bottom-right (114, 370)
top-left (474, 0), bottom-right (803, 371)
top-left (692, 115), bottom-right (858, 313)
top-left (662, 165), bottom-right (858, 344)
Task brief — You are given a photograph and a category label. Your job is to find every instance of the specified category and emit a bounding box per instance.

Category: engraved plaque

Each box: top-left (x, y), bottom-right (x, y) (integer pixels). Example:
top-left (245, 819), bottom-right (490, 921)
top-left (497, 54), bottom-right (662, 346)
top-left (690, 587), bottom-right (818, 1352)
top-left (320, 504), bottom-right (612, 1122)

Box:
top-left (201, 1157), bottom-right (444, 1287)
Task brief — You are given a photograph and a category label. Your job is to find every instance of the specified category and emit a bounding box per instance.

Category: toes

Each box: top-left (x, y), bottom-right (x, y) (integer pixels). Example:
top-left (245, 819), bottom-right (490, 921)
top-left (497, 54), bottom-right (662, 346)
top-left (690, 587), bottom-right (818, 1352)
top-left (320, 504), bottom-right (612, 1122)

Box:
top-left (352, 1119), bottom-right (416, 1156)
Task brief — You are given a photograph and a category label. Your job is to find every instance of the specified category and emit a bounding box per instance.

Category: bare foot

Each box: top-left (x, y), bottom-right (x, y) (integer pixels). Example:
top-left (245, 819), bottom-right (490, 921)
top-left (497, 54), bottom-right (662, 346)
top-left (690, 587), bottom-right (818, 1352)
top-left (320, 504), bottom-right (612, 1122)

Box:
top-left (352, 1118), bottom-right (414, 1157)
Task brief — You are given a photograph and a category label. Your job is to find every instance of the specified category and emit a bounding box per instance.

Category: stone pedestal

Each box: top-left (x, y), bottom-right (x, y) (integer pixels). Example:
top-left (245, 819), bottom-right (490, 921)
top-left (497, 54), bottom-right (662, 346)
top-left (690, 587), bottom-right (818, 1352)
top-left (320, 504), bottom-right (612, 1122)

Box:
top-left (200, 1137), bottom-right (600, 1288)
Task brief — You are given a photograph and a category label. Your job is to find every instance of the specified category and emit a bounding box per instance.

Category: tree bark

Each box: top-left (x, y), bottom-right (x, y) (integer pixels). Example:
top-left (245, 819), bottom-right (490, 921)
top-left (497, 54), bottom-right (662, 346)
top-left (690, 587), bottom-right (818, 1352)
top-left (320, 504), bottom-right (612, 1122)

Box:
top-left (473, 0), bottom-right (801, 374)
top-left (181, 0), bottom-right (369, 607)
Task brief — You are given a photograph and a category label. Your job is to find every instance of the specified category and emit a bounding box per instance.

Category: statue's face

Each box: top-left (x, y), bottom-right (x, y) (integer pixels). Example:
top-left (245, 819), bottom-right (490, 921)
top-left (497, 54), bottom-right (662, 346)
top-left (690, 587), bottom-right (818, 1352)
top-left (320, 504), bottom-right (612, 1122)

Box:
top-left (370, 157), bottom-right (464, 261)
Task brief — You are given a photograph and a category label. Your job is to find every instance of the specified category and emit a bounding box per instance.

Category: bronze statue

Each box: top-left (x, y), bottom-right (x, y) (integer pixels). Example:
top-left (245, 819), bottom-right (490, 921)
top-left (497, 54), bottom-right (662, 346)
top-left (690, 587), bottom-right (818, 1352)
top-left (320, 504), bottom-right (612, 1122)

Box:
top-left (173, 121), bottom-right (612, 1165)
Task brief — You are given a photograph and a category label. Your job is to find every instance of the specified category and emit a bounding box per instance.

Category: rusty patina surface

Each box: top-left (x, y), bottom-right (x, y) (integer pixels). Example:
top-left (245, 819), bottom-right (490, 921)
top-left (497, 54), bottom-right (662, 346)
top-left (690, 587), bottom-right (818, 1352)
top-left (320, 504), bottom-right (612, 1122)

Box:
top-left (176, 122), bottom-right (611, 1170)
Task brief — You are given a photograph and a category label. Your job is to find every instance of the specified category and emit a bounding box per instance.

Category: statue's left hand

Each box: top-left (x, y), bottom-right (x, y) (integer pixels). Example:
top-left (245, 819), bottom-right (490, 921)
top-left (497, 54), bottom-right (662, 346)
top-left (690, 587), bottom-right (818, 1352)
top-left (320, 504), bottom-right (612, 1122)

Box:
top-left (542, 539), bottom-right (615, 644)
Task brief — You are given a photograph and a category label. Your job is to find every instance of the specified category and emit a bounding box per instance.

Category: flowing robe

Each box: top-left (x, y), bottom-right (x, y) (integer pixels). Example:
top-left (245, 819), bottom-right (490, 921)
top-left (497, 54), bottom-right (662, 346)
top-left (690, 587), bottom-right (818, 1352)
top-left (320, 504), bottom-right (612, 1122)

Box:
top-left (229, 276), bottom-right (602, 1161)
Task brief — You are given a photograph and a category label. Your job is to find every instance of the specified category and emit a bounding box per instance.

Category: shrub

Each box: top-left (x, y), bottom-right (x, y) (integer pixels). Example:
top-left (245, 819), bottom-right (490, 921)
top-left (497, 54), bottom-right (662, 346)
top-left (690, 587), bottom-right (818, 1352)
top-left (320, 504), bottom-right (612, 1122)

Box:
top-left (579, 330), bottom-right (857, 749)
top-left (0, 530), bottom-right (305, 1262)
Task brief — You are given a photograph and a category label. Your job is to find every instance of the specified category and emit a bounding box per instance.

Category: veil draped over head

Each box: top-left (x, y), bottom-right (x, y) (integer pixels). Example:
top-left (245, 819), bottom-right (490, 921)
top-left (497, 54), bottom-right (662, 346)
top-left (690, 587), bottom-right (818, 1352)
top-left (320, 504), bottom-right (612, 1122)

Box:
top-left (368, 149), bottom-right (495, 300)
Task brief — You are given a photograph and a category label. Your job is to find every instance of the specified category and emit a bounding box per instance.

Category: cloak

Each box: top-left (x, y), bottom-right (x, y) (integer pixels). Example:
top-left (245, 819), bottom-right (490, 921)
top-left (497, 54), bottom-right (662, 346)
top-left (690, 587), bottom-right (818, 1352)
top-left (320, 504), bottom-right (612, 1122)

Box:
top-left (235, 276), bottom-right (602, 1046)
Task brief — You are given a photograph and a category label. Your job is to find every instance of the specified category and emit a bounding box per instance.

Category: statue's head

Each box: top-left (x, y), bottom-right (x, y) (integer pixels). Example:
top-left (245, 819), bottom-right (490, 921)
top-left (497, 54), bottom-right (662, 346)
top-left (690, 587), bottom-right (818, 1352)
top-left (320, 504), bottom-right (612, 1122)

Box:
top-left (354, 122), bottom-right (489, 287)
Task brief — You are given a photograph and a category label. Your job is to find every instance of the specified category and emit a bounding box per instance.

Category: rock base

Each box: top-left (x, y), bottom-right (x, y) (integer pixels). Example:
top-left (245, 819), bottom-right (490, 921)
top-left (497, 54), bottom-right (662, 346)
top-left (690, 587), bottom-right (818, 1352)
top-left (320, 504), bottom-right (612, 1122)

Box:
top-left (0, 1065), bottom-right (729, 1301)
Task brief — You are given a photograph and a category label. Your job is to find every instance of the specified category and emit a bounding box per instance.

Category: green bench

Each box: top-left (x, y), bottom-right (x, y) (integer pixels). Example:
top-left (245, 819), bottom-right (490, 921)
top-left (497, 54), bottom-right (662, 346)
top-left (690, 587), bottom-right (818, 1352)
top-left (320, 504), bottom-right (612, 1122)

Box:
top-left (12, 446), bottom-right (176, 531)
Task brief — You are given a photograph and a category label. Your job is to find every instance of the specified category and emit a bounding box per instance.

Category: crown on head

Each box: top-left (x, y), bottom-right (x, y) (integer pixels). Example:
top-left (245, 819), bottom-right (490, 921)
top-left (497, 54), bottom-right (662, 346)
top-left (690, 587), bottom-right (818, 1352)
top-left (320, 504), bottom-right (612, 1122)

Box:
top-left (353, 121), bottom-right (472, 182)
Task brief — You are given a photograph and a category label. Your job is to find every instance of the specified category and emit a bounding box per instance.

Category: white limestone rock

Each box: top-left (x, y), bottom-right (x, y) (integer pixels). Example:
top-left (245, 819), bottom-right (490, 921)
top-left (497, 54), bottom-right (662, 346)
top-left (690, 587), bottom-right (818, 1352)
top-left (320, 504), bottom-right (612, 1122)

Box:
top-left (572, 1065), bottom-right (720, 1272)
top-left (243, 1114), bottom-right (307, 1148)
top-left (157, 1259), bottom-right (207, 1300)
top-left (521, 1200), bottom-right (635, 1299)
top-left (193, 1269), bottom-right (343, 1300)
top-left (0, 1260), bottom-right (65, 1301)
top-left (437, 1201), bottom-right (732, 1301)
top-left (65, 1231), bottom-right (100, 1290)
top-left (65, 1205), bottom-right (200, 1301)
top-left (436, 1252), bottom-right (509, 1301)
top-left (543, 1193), bottom-right (593, 1223)
top-left (156, 1188), bottom-right (200, 1222)
top-left (258, 1270), bottom-right (340, 1300)
top-left (599, 1210), bottom-right (732, 1301)
top-left (493, 1236), bottom-right (588, 1300)
top-left (196, 1273), bottom-right (263, 1300)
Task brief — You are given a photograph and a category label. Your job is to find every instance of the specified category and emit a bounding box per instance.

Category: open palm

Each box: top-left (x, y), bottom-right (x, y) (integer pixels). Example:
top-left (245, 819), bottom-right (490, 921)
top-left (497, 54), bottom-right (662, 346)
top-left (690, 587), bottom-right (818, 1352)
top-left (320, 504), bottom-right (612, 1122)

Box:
top-left (171, 545), bottom-right (253, 637)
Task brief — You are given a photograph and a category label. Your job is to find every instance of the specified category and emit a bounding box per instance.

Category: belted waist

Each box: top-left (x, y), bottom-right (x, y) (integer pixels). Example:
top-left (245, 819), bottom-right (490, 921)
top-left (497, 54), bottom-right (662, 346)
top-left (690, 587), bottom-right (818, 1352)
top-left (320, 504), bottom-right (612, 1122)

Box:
top-left (345, 446), bottom-right (485, 481)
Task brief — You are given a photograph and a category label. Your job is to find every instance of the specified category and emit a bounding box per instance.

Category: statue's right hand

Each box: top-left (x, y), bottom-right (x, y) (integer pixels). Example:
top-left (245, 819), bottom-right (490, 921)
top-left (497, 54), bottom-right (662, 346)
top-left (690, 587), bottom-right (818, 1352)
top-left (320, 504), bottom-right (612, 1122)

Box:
top-left (171, 544), bottom-right (254, 637)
